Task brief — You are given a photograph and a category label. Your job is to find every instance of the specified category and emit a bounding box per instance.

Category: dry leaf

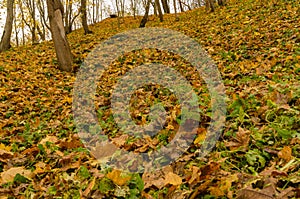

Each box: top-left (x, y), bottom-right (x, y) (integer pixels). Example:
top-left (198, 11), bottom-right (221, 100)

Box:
top-left (225, 127), bottom-right (250, 151)
top-left (39, 135), bottom-right (59, 145)
top-left (91, 141), bottom-right (118, 160)
top-left (1, 167), bottom-right (33, 184)
top-left (164, 172), bottom-right (182, 186)
top-left (106, 169), bottom-right (131, 186)
top-left (0, 149), bottom-right (13, 162)
top-left (83, 177), bottom-right (96, 196)
top-left (278, 146), bottom-right (292, 162)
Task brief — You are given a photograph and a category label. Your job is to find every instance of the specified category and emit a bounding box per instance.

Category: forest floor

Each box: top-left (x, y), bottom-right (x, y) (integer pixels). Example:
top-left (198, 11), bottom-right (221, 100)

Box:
top-left (0, 0), bottom-right (300, 198)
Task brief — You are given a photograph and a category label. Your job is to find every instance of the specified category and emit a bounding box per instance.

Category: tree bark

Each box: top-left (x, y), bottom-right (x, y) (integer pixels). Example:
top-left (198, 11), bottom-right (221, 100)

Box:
top-left (173, 0), bottom-right (179, 21)
top-left (47, 0), bottom-right (73, 72)
top-left (178, 0), bottom-right (184, 12)
top-left (161, 0), bottom-right (170, 13)
top-left (139, 0), bottom-right (151, 28)
top-left (155, 0), bottom-right (163, 22)
top-left (205, 0), bottom-right (215, 12)
top-left (81, 0), bottom-right (92, 34)
top-left (0, 0), bottom-right (14, 52)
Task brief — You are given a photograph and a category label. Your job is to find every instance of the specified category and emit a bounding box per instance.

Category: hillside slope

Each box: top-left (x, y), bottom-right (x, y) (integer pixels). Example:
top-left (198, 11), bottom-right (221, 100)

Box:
top-left (0, 0), bottom-right (299, 198)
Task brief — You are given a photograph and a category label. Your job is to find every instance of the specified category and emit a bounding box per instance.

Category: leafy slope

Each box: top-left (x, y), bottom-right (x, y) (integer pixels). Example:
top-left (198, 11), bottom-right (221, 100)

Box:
top-left (0, 0), bottom-right (300, 198)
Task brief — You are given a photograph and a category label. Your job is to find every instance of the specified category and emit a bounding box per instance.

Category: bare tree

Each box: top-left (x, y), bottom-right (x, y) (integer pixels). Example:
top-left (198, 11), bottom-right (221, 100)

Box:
top-left (13, 4), bottom-right (19, 46)
top-left (22, 0), bottom-right (38, 43)
top-left (64, 0), bottom-right (80, 34)
top-left (161, 0), bottom-right (169, 13)
top-left (178, 0), bottom-right (184, 12)
top-left (47, 0), bottom-right (73, 71)
top-left (155, 0), bottom-right (163, 22)
top-left (0, 0), bottom-right (14, 52)
top-left (81, 0), bottom-right (92, 34)
top-left (37, 0), bottom-right (51, 31)
top-left (130, 0), bottom-right (138, 18)
top-left (139, 0), bottom-right (150, 27)
top-left (205, 0), bottom-right (214, 12)
top-left (173, 0), bottom-right (179, 21)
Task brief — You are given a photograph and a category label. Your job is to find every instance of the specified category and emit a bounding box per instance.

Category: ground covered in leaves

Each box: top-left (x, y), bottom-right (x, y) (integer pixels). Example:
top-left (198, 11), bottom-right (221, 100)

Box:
top-left (0, 0), bottom-right (300, 198)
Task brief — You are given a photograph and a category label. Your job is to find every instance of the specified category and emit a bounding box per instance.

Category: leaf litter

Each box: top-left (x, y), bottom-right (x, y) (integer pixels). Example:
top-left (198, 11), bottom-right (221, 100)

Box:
top-left (0, 0), bottom-right (300, 198)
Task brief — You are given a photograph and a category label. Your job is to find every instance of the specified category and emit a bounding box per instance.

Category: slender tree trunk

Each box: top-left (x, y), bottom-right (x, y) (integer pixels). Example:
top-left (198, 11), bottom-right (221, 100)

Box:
top-left (178, 0), bottom-right (184, 12)
top-left (155, 0), bottom-right (163, 22)
top-left (115, 0), bottom-right (121, 28)
top-left (47, 0), bottom-right (73, 72)
top-left (161, 0), bottom-right (170, 13)
top-left (32, 0), bottom-right (37, 43)
top-left (139, 0), bottom-right (151, 28)
top-left (173, 0), bottom-right (179, 21)
top-left (205, 0), bottom-right (215, 12)
top-left (130, 0), bottom-right (136, 18)
top-left (37, 0), bottom-right (51, 31)
top-left (152, 2), bottom-right (157, 16)
top-left (81, 0), bottom-right (92, 34)
top-left (13, 5), bottom-right (19, 47)
top-left (0, 0), bottom-right (14, 52)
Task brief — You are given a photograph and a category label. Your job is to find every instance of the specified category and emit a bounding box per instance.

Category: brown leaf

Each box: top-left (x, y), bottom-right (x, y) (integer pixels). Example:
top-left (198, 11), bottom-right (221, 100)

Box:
top-left (142, 171), bottom-right (165, 189)
top-left (225, 127), bottom-right (250, 151)
top-left (111, 134), bottom-right (129, 147)
top-left (278, 146), bottom-right (292, 162)
top-left (91, 141), bottom-right (118, 160)
top-left (0, 149), bottom-right (13, 162)
top-left (39, 135), bottom-right (59, 145)
top-left (188, 166), bottom-right (201, 185)
top-left (83, 177), bottom-right (96, 196)
top-left (164, 172), bottom-right (182, 186)
top-left (200, 162), bottom-right (220, 179)
top-left (60, 135), bottom-right (84, 150)
top-left (237, 178), bottom-right (277, 199)
top-left (0, 167), bottom-right (33, 184)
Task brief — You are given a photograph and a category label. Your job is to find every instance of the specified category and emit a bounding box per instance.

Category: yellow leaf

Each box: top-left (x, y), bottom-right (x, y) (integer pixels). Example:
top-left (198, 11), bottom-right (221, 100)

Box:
top-left (194, 128), bottom-right (207, 144)
top-left (278, 146), bottom-right (292, 162)
top-left (0, 143), bottom-right (11, 151)
top-left (107, 169), bottom-right (131, 186)
top-left (164, 172), bottom-right (182, 186)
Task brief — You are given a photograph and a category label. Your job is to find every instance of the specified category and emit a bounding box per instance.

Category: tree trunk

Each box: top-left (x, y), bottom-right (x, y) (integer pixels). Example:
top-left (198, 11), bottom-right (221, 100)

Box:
top-left (139, 0), bottom-right (151, 28)
top-left (161, 0), bottom-right (170, 13)
top-left (130, 0), bottom-right (137, 18)
top-left (152, 2), bottom-right (157, 16)
top-left (47, 0), bottom-right (73, 72)
top-left (205, 0), bottom-right (215, 12)
top-left (81, 0), bottom-right (92, 34)
top-left (173, 0), bottom-right (179, 21)
top-left (0, 0), bottom-right (14, 52)
top-left (218, 0), bottom-right (226, 6)
top-left (13, 8), bottom-right (19, 47)
top-left (178, 0), bottom-right (184, 12)
top-left (155, 0), bottom-right (163, 22)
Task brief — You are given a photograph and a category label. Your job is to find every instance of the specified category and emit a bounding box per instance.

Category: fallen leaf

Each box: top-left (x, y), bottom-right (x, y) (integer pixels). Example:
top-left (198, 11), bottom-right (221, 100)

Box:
top-left (0, 149), bottom-right (13, 162)
top-left (83, 177), bottom-right (96, 196)
top-left (0, 167), bottom-right (33, 184)
top-left (106, 169), bottom-right (131, 186)
top-left (225, 127), bottom-right (250, 151)
top-left (164, 172), bottom-right (182, 186)
top-left (278, 146), bottom-right (292, 162)
top-left (39, 135), bottom-right (59, 145)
